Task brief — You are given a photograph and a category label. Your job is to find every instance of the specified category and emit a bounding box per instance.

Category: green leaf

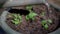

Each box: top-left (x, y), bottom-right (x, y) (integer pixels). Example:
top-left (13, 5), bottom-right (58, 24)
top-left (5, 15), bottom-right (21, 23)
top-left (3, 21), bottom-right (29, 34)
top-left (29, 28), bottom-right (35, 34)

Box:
top-left (26, 12), bottom-right (37, 20)
top-left (41, 20), bottom-right (47, 26)
top-left (19, 15), bottom-right (22, 20)
top-left (12, 20), bottom-right (20, 25)
top-left (26, 15), bottom-right (29, 20)
top-left (12, 14), bottom-right (17, 18)
top-left (29, 10), bottom-right (33, 12)
top-left (44, 24), bottom-right (48, 30)
top-left (14, 21), bottom-right (19, 25)
top-left (26, 5), bottom-right (32, 10)
top-left (11, 20), bottom-right (15, 23)
top-left (11, 14), bottom-right (22, 25)
top-left (47, 19), bottom-right (52, 23)
top-left (28, 12), bottom-right (37, 19)
top-left (41, 20), bottom-right (47, 25)
top-left (14, 17), bottom-right (18, 20)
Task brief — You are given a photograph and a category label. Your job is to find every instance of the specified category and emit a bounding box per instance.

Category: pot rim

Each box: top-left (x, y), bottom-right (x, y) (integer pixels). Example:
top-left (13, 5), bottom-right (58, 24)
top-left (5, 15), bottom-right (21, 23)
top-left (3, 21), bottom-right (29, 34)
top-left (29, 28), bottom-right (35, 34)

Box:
top-left (0, 11), bottom-right (21, 34)
top-left (46, 0), bottom-right (60, 11)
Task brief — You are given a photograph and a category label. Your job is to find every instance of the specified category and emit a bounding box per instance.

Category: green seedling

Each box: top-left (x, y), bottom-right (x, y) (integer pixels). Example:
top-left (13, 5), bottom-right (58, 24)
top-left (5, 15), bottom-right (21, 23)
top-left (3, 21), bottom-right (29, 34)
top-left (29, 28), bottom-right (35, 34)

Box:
top-left (41, 19), bottom-right (52, 30)
top-left (11, 14), bottom-right (22, 25)
top-left (47, 19), bottom-right (52, 23)
top-left (28, 12), bottom-right (37, 19)
top-left (26, 15), bottom-right (29, 20)
top-left (26, 5), bottom-right (32, 10)
top-left (44, 24), bottom-right (48, 30)
top-left (41, 20), bottom-right (48, 30)
top-left (18, 14), bottom-right (22, 20)
top-left (26, 12), bottom-right (37, 20)
top-left (12, 19), bottom-right (20, 25)
top-left (41, 20), bottom-right (47, 26)
top-left (26, 5), bottom-right (37, 20)
top-left (12, 14), bottom-right (18, 18)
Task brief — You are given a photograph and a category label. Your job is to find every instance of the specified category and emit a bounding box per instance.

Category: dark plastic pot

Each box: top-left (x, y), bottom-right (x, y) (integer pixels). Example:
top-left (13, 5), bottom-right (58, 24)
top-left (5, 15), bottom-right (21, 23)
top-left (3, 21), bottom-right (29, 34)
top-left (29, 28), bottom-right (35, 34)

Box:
top-left (0, 0), bottom-right (60, 34)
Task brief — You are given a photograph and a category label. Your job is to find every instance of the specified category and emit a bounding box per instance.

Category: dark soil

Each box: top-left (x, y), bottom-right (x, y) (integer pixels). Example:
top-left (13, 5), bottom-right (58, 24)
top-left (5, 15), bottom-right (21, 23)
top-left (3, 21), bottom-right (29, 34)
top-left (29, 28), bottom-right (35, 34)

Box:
top-left (6, 4), bottom-right (59, 34)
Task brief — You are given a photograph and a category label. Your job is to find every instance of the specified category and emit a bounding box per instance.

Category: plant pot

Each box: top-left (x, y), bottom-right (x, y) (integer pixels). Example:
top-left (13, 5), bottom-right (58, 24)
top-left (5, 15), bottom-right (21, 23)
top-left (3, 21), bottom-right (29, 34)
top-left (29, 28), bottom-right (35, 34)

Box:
top-left (0, 0), bottom-right (60, 34)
